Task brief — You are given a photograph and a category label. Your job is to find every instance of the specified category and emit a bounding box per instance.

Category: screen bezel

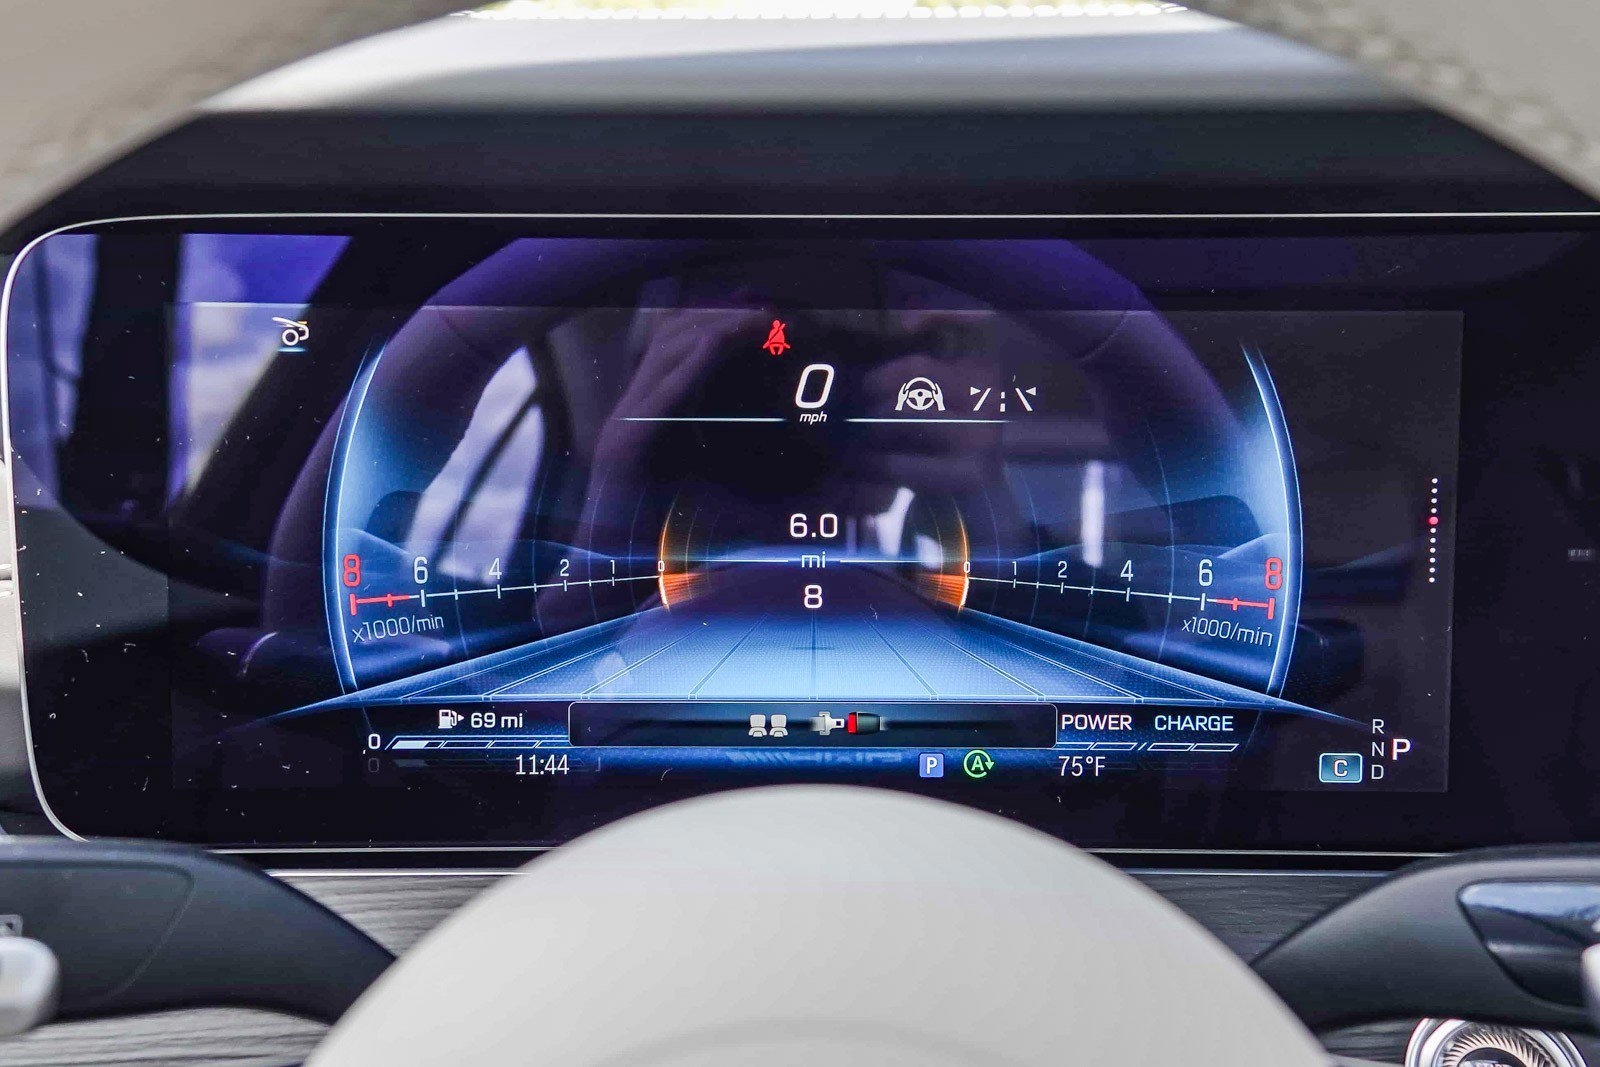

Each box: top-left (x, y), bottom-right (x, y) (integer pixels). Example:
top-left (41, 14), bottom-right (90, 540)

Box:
top-left (6, 209), bottom-right (1595, 859)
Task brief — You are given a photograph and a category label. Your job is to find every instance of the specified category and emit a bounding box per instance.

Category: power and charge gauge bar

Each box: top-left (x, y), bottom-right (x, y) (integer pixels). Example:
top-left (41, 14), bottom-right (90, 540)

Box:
top-left (360, 700), bottom-right (1263, 753)
top-left (568, 701), bottom-right (1055, 747)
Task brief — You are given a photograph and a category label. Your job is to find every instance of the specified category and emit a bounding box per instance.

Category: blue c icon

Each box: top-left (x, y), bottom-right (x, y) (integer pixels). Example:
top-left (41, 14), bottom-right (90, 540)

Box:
top-left (1318, 752), bottom-right (1363, 784)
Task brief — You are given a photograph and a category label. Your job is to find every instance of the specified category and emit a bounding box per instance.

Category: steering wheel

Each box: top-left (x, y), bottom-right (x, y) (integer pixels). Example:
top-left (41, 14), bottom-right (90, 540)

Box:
top-left (1, 2), bottom-right (1596, 1064)
top-left (312, 786), bottom-right (1325, 1064)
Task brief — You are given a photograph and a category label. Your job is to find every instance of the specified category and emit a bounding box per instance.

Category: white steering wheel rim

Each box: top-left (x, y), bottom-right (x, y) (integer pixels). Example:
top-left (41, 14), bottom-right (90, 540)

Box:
top-left (306, 786), bottom-right (1327, 1066)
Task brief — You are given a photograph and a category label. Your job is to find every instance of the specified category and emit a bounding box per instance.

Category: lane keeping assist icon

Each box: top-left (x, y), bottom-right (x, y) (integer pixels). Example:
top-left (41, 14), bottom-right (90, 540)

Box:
top-left (1318, 752), bottom-right (1363, 784)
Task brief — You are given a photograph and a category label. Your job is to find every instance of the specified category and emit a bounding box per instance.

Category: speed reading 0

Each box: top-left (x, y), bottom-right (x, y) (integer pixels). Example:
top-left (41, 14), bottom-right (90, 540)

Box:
top-left (794, 363), bottom-right (835, 410)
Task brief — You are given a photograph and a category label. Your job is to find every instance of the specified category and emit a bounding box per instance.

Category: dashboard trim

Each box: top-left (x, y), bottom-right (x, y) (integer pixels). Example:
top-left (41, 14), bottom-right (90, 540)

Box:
top-left (263, 865), bottom-right (1402, 878)
top-left (7, 208), bottom-right (1597, 859)
top-left (236, 845), bottom-right (1442, 857)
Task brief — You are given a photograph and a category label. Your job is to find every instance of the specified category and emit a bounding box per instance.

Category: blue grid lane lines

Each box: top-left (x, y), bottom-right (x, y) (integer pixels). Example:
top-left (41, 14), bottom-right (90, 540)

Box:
top-left (303, 604), bottom-right (1320, 714)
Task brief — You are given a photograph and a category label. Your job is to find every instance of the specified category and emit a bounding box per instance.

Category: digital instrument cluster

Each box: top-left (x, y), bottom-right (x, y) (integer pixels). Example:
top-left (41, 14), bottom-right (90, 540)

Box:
top-left (317, 296), bottom-right (1449, 795)
top-left (10, 215), bottom-right (1590, 851)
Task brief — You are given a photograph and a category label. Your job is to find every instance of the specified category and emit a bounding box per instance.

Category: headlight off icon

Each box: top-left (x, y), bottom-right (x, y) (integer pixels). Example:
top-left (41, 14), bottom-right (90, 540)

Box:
top-left (896, 376), bottom-right (945, 412)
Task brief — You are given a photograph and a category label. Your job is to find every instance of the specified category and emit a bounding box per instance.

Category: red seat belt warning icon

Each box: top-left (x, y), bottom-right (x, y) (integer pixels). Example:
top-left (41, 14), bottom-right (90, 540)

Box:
top-left (762, 319), bottom-right (791, 356)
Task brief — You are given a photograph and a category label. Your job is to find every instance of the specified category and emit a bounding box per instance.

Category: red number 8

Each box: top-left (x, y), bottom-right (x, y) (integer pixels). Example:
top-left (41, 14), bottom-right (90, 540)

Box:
top-left (1264, 556), bottom-right (1283, 591)
top-left (342, 554), bottom-right (362, 588)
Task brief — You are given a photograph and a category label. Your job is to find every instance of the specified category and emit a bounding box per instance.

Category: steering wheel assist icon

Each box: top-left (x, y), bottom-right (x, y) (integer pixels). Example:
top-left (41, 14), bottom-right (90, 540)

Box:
top-left (896, 376), bottom-right (945, 412)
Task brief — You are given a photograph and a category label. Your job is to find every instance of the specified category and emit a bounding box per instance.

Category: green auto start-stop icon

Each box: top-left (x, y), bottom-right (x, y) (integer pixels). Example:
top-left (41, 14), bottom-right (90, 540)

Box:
top-left (962, 749), bottom-right (995, 780)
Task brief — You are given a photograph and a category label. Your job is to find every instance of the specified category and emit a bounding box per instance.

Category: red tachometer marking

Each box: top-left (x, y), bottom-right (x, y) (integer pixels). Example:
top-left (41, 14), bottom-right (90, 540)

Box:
top-left (1211, 595), bottom-right (1277, 620)
top-left (349, 591), bottom-right (420, 615)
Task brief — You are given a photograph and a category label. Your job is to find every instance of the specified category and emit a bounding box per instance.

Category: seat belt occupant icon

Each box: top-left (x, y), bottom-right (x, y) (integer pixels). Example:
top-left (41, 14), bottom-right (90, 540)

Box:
top-left (762, 319), bottom-right (791, 356)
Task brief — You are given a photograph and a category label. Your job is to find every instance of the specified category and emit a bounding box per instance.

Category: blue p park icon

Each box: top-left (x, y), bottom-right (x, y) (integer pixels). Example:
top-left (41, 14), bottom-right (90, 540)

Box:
top-left (1318, 752), bottom-right (1363, 784)
top-left (919, 753), bottom-right (945, 779)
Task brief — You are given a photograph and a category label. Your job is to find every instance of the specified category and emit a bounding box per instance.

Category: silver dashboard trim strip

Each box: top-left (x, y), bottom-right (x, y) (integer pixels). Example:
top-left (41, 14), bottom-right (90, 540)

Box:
top-left (7, 208), bottom-right (1598, 857)
top-left (237, 843), bottom-right (1440, 857)
top-left (232, 839), bottom-right (1442, 855)
top-left (266, 865), bottom-right (1401, 878)
top-left (271, 868), bottom-right (516, 878)
top-left (241, 845), bottom-right (1438, 855)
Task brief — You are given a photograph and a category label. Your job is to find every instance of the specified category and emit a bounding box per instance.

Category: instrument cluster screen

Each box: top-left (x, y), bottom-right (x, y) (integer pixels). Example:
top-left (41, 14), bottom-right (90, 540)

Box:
top-left (317, 299), bottom-right (1453, 793)
top-left (5, 219), bottom-right (1511, 850)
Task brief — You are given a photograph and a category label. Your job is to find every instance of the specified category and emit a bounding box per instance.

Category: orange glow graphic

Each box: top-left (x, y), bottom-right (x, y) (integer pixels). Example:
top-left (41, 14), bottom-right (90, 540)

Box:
top-left (916, 509), bottom-right (969, 610)
top-left (656, 506), bottom-right (704, 609)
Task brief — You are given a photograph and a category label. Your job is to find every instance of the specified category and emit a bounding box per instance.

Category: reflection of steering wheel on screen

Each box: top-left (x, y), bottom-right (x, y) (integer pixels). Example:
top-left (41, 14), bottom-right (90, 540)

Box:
top-left (4, 3), bottom-right (1600, 1067)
